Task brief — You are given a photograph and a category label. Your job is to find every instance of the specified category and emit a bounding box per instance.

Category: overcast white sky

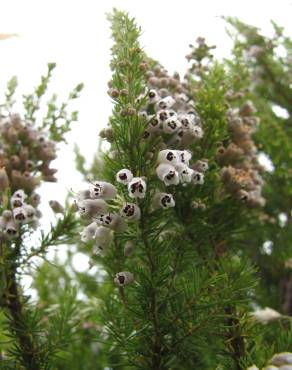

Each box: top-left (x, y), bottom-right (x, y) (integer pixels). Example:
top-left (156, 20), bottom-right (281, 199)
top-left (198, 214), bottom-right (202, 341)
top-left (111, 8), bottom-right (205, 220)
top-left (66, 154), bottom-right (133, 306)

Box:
top-left (0, 0), bottom-right (291, 276)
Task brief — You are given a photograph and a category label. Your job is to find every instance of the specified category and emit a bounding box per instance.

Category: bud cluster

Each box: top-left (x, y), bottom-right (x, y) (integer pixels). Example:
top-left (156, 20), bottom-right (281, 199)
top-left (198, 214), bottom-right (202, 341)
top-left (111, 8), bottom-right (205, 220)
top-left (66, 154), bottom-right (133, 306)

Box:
top-left (0, 189), bottom-right (41, 239)
top-left (0, 113), bottom-right (58, 193)
top-left (0, 112), bottom-right (61, 240)
top-left (217, 101), bottom-right (265, 207)
top-left (140, 63), bottom-right (204, 148)
top-left (185, 37), bottom-right (216, 76)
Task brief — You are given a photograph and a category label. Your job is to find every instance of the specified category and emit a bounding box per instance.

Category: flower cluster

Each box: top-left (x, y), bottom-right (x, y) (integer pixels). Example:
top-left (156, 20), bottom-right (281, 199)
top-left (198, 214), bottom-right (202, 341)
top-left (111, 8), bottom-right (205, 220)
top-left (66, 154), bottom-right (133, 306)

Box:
top-left (76, 174), bottom-right (148, 285)
top-left (247, 352), bottom-right (292, 370)
top-left (0, 189), bottom-right (41, 239)
top-left (0, 113), bottom-right (61, 240)
top-left (76, 176), bottom-right (146, 256)
top-left (217, 101), bottom-right (265, 207)
top-left (140, 63), bottom-right (204, 148)
top-left (156, 149), bottom-right (208, 187)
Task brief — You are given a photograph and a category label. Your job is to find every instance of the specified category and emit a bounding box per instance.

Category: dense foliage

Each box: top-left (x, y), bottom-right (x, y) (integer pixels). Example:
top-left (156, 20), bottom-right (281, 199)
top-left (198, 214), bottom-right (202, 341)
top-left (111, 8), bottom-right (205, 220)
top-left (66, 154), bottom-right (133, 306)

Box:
top-left (0, 11), bottom-right (291, 370)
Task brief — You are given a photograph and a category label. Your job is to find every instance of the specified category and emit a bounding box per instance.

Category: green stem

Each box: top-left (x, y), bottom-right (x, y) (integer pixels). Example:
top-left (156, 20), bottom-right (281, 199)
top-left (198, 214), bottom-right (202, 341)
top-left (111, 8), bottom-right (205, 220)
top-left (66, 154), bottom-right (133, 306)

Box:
top-left (140, 212), bottom-right (163, 370)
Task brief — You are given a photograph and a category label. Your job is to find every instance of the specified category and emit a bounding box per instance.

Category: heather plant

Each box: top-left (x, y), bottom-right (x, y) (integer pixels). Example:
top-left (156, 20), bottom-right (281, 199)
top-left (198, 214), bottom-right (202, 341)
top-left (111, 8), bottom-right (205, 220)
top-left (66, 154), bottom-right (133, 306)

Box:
top-left (0, 64), bottom-right (83, 369)
top-left (70, 10), bottom-right (269, 370)
top-left (1, 10), bottom-right (292, 370)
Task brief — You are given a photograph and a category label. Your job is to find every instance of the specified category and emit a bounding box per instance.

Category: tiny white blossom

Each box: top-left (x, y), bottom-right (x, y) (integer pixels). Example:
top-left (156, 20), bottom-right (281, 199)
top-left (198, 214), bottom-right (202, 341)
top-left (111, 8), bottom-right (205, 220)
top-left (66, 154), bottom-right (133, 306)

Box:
top-left (12, 207), bottom-right (28, 224)
top-left (175, 163), bottom-right (194, 183)
top-left (157, 110), bottom-right (170, 123)
top-left (178, 113), bottom-right (195, 129)
top-left (156, 96), bottom-right (175, 110)
top-left (96, 213), bottom-right (127, 232)
top-left (94, 226), bottom-right (113, 256)
top-left (114, 271), bottom-right (134, 286)
top-left (11, 196), bottom-right (24, 208)
top-left (148, 89), bottom-right (160, 104)
top-left (23, 204), bottom-right (36, 220)
top-left (12, 189), bottom-right (27, 201)
top-left (4, 219), bottom-right (19, 239)
top-left (157, 150), bottom-right (179, 165)
top-left (192, 171), bottom-right (204, 185)
top-left (191, 125), bottom-right (204, 139)
top-left (90, 181), bottom-right (117, 200)
top-left (162, 117), bottom-right (181, 134)
top-left (270, 353), bottom-right (292, 367)
top-left (153, 192), bottom-right (175, 209)
top-left (156, 163), bottom-right (180, 186)
top-left (77, 189), bottom-right (91, 201)
top-left (193, 159), bottom-right (209, 172)
top-left (128, 177), bottom-right (147, 198)
top-left (250, 307), bottom-right (282, 324)
top-left (77, 199), bottom-right (108, 217)
top-left (176, 150), bottom-right (192, 165)
top-left (81, 222), bottom-right (98, 243)
top-left (120, 203), bottom-right (141, 221)
top-left (116, 169), bottom-right (133, 184)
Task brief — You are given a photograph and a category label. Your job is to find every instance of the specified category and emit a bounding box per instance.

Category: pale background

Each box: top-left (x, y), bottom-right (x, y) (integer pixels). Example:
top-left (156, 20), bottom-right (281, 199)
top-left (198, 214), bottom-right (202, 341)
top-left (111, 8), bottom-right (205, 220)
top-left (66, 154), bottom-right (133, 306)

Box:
top-left (0, 0), bottom-right (291, 285)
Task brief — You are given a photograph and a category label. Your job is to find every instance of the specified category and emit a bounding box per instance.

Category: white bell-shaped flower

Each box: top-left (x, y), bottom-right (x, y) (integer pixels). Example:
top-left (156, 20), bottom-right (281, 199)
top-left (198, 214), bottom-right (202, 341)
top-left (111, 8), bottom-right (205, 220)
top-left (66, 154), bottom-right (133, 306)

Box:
top-left (116, 169), bottom-right (133, 184)
top-left (157, 110), bottom-right (170, 123)
top-left (89, 181), bottom-right (117, 200)
top-left (176, 150), bottom-right (192, 165)
top-left (12, 189), bottom-right (27, 201)
top-left (120, 203), bottom-right (141, 221)
top-left (96, 213), bottom-right (127, 232)
top-left (175, 163), bottom-right (194, 183)
top-left (156, 164), bottom-right (180, 186)
top-left (77, 199), bottom-right (108, 217)
top-left (13, 207), bottom-right (28, 224)
top-left (192, 171), bottom-right (204, 185)
top-left (178, 113), bottom-right (195, 129)
top-left (270, 353), bottom-right (292, 366)
top-left (162, 118), bottom-right (181, 134)
top-left (23, 204), bottom-right (36, 221)
top-left (11, 196), bottom-right (24, 208)
top-left (148, 89), bottom-right (160, 104)
top-left (128, 177), bottom-right (147, 199)
top-left (4, 219), bottom-right (19, 239)
top-left (77, 189), bottom-right (91, 201)
top-left (191, 125), bottom-right (203, 139)
top-left (153, 192), bottom-right (175, 209)
top-left (81, 222), bottom-right (98, 243)
top-left (193, 159), bottom-right (209, 172)
top-left (156, 96), bottom-right (175, 110)
top-left (94, 226), bottom-right (113, 256)
top-left (157, 150), bottom-right (179, 165)
top-left (114, 271), bottom-right (134, 286)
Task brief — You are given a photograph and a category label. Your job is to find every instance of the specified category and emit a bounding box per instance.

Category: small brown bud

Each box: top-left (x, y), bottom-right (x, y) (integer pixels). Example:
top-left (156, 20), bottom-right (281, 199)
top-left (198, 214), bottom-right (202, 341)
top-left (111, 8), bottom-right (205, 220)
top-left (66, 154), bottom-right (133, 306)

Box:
top-left (0, 167), bottom-right (9, 191)
top-left (49, 200), bottom-right (65, 214)
top-left (126, 107), bottom-right (136, 116)
top-left (139, 62), bottom-right (148, 72)
top-left (108, 88), bottom-right (120, 98)
top-left (120, 89), bottom-right (129, 97)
